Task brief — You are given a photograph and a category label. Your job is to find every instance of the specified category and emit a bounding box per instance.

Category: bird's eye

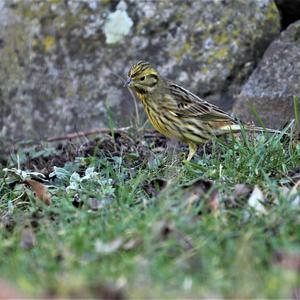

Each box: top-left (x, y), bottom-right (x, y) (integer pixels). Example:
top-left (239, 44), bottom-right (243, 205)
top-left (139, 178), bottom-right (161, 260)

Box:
top-left (140, 76), bottom-right (145, 81)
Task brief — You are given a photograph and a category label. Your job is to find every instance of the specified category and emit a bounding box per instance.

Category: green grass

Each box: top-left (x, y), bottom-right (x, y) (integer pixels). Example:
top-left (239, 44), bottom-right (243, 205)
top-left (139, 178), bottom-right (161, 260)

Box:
top-left (0, 129), bottom-right (300, 298)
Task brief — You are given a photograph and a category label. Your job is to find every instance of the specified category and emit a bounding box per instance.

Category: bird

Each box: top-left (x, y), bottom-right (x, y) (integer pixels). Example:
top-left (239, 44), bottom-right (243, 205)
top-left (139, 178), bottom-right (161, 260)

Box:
top-left (125, 60), bottom-right (282, 161)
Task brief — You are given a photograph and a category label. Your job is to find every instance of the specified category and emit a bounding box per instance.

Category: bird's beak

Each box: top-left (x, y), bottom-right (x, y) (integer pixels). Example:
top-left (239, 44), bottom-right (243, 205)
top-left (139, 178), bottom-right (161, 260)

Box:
top-left (124, 78), bottom-right (133, 87)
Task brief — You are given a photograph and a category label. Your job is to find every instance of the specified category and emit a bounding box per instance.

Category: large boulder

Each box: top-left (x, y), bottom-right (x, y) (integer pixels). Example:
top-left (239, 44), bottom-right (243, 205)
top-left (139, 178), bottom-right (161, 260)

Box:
top-left (0, 0), bottom-right (280, 142)
top-left (233, 20), bottom-right (300, 129)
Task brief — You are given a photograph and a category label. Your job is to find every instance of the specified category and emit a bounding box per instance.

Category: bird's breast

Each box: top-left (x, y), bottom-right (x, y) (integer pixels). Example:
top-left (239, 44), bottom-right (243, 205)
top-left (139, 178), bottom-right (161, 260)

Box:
top-left (142, 104), bottom-right (173, 138)
top-left (136, 92), bottom-right (180, 139)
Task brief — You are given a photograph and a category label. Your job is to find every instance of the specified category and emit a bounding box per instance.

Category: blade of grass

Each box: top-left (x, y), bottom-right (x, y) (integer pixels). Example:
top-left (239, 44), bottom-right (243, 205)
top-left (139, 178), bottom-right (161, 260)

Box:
top-left (293, 96), bottom-right (299, 132)
top-left (105, 100), bottom-right (116, 139)
top-left (246, 103), bottom-right (267, 131)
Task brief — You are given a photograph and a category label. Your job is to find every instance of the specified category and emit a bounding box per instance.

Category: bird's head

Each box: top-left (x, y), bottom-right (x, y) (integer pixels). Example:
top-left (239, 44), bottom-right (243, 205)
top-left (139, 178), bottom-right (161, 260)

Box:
top-left (125, 61), bottom-right (160, 93)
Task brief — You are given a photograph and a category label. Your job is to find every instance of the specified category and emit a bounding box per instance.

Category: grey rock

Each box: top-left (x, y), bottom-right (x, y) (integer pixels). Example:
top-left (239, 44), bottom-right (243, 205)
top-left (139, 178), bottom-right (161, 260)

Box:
top-left (0, 0), bottom-right (280, 142)
top-left (233, 20), bottom-right (300, 129)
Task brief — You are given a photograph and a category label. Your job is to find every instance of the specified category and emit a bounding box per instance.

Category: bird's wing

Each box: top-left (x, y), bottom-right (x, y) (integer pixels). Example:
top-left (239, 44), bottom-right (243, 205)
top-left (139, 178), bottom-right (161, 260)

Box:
top-left (166, 81), bottom-right (237, 123)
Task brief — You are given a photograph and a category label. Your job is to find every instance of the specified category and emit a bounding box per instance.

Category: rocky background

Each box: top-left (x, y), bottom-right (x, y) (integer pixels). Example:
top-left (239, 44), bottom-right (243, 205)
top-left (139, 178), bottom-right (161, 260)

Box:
top-left (0, 0), bottom-right (299, 144)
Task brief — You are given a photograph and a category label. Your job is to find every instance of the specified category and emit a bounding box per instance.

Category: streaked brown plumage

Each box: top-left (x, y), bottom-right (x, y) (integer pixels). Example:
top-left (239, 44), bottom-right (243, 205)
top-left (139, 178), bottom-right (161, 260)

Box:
top-left (125, 60), bottom-right (280, 161)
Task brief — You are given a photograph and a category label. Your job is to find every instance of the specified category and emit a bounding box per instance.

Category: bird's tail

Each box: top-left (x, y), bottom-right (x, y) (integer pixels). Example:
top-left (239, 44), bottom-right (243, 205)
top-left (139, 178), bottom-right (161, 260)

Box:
top-left (219, 120), bottom-right (295, 136)
top-left (246, 126), bottom-right (287, 134)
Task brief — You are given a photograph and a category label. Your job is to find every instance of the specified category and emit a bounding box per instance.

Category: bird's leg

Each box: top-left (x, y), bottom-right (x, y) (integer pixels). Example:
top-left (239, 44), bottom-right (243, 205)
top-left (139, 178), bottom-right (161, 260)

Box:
top-left (187, 142), bottom-right (197, 161)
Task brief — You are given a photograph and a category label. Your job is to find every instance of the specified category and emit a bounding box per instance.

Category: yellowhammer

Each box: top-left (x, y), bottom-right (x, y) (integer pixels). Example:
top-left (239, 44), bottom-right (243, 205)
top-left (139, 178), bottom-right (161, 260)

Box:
top-left (125, 60), bottom-right (281, 161)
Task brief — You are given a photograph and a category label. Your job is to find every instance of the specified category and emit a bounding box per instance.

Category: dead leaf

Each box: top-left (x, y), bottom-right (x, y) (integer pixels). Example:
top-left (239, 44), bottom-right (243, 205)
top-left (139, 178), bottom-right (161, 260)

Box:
top-left (122, 238), bottom-right (141, 250)
top-left (182, 179), bottom-right (216, 211)
top-left (95, 238), bottom-right (123, 254)
top-left (20, 227), bottom-right (36, 250)
top-left (225, 184), bottom-right (252, 209)
top-left (153, 221), bottom-right (194, 251)
top-left (248, 185), bottom-right (266, 214)
top-left (182, 179), bottom-right (213, 194)
top-left (24, 179), bottom-right (51, 205)
top-left (153, 221), bottom-right (201, 273)
top-left (234, 184), bottom-right (251, 198)
top-left (209, 189), bottom-right (220, 214)
top-left (142, 178), bottom-right (168, 197)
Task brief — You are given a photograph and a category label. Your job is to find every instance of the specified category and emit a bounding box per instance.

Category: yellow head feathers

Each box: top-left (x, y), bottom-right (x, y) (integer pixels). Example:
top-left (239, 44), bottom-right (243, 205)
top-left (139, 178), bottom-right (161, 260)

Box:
top-left (125, 61), bottom-right (160, 91)
top-left (127, 61), bottom-right (158, 78)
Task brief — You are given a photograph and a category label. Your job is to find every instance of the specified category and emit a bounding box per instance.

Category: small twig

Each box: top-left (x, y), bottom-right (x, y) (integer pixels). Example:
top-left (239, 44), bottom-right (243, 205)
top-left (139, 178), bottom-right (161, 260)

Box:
top-left (47, 127), bottom-right (132, 142)
top-left (143, 130), bottom-right (165, 138)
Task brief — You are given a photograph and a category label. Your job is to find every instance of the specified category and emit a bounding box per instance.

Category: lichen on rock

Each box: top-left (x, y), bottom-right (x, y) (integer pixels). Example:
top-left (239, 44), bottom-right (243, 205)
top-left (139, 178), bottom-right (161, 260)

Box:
top-left (103, 1), bottom-right (133, 44)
